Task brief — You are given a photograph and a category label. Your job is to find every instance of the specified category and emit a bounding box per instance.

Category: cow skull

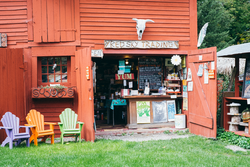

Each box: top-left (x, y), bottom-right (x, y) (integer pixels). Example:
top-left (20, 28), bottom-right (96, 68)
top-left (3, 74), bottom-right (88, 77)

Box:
top-left (132, 18), bottom-right (154, 40)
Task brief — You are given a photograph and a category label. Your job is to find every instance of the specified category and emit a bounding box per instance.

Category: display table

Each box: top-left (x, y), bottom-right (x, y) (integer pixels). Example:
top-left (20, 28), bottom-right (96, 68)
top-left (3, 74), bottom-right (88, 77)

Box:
top-left (124, 95), bottom-right (182, 129)
top-left (110, 99), bottom-right (127, 126)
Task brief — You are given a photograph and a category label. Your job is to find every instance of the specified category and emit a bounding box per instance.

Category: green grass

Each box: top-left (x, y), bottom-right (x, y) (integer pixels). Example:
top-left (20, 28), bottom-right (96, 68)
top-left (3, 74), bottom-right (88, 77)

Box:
top-left (0, 136), bottom-right (250, 167)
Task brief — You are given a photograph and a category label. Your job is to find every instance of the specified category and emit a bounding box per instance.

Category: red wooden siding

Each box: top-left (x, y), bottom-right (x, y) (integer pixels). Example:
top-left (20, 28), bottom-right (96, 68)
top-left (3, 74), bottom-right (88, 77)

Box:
top-left (33, 0), bottom-right (80, 43)
top-left (0, 48), bottom-right (26, 143)
top-left (0, 0), bottom-right (28, 47)
top-left (31, 99), bottom-right (74, 137)
top-left (80, 0), bottom-right (196, 50)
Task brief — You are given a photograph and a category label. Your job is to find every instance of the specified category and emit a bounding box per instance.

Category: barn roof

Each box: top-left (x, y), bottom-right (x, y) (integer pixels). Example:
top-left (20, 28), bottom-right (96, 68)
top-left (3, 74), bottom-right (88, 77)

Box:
top-left (217, 42), bottom-right (250, 58)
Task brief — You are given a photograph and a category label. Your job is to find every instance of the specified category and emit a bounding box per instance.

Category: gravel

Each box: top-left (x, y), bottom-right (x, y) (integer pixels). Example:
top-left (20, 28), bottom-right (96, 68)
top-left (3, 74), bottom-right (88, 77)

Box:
top-left (95, 133), bottom-right (192, 142)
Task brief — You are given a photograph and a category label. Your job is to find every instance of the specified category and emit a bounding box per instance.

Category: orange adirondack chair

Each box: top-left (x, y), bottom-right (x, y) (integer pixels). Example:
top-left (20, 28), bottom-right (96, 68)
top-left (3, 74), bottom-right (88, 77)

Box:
top-left (25, 109), bottom-right (56, 146)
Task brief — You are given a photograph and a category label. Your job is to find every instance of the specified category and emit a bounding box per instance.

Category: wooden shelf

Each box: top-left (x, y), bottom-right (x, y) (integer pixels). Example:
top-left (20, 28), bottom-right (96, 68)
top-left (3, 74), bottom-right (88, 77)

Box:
top-left (167, 85), bottom-right (181, 88)
top-left (226, 130), bottom-right (250, 137)
top-left (166, 91), bottom-right (181, 94)
top-left (166, 79), bottom-right (181, 81)
top-left (225, 97), bottom-right (248, 101)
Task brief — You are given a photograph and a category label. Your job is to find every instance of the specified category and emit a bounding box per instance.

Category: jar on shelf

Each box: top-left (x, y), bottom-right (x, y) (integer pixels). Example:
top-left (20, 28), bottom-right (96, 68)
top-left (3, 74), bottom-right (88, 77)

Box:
top-left (242, 108), bottom-right (250, 123)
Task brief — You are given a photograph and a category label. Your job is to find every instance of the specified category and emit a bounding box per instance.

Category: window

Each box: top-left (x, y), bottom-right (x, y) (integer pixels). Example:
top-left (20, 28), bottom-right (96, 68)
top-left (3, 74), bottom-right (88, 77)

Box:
top-left (38, 57), bottom-right (71, 85)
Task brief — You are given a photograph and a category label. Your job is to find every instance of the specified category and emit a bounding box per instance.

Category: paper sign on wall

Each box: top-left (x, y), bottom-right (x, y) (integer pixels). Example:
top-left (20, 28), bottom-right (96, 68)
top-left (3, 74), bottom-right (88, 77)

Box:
top-left (187, 68), bottom-right (192, 81)
top-left (129, 81), bottom-right (133, 88)
top-left (204, 69), bottom-right (209, 84)
top-left (183, 98), bottom-right (188, 111)
top-left (197, 64), bottom-right (203, 77)
top-left (183, 92), bottom-right (188, 98)
top-left (188, 81), bottom-right (193, 91)
top-left (211, 61), bottom-right (215, 70)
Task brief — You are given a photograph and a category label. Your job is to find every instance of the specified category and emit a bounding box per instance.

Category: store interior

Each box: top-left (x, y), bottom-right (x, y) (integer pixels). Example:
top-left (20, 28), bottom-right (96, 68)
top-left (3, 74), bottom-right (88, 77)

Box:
top-left (92, 54), bottom-right (184, 129)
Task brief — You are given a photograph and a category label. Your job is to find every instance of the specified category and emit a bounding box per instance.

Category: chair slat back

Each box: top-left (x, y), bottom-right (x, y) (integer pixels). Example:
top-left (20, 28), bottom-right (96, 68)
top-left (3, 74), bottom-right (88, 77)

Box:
top-left (1, 112), bottom-right (19, 134)
top-left (26, 109), bottom-right (44, 131)
top-left (59, 108), bottom-right (78, 129)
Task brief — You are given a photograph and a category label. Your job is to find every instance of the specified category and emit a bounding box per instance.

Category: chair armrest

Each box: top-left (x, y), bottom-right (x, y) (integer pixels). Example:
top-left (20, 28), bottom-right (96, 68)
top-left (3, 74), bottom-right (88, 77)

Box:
top-left (77, 121), bottom-right (84, 125)
top-left (20, 125), bottom-right (34, 128)
top-left (25, 124), bottom-right (36, 127)
top-left (58, 122), bottom-right (63, 125)
top-left (0, 126), bottom-right (13, 130)
top-left (44, 122), bottom-right (57, 125)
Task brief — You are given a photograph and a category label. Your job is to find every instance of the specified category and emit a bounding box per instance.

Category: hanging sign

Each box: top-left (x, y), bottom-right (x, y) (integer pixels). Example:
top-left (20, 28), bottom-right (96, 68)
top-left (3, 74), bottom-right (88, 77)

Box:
top-left (104, 40), bottom-right (179, 49)
top-left (208, 70), bottom-right (215, 79)
top-left (115, 73), bottom-right (134, 80)
top-left (91, 49), bottom-right (103, 58)
top-left (0, 33), bottom-right (7, 47)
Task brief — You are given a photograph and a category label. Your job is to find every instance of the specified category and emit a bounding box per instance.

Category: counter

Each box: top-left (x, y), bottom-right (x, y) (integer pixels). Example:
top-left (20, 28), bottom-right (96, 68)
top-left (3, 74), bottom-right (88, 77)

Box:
top-left (123, 95), bottom-right (182, 129)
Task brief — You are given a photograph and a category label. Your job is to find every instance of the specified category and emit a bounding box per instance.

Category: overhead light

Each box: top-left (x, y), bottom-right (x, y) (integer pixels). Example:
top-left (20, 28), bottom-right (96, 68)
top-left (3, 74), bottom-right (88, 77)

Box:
top-left (125, 59), bottom-right (129, 65)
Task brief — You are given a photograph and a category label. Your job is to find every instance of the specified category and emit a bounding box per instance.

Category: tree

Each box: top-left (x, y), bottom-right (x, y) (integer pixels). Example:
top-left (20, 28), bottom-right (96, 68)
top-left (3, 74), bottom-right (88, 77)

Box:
top-left (223, 0), bottom-right (250, 44)
top-left (197, 0), bottom-right (234, 51)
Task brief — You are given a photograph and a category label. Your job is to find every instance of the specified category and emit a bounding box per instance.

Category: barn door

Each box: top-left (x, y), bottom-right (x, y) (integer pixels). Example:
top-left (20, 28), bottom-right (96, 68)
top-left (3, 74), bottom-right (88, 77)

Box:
top-left (75, 47), bottom-right (95, 141)
top-left (187, 47), bottom-right (217, 138)
top-left (0, 48), bottom-right (26, 143)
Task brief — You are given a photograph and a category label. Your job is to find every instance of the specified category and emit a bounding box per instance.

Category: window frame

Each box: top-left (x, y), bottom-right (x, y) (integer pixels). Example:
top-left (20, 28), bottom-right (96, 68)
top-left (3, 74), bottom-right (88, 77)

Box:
top-left (37, 56), bottom-right (71, 86)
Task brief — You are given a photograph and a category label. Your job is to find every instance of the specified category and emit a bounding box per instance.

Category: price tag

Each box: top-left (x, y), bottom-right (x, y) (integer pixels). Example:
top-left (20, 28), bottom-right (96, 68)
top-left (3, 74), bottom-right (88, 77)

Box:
top-left (171, 95), bottom-right (177, 99)
top-left (247, 99), bottom-right (250, 104)
top-left (199, 55), bottom-right (202, 60)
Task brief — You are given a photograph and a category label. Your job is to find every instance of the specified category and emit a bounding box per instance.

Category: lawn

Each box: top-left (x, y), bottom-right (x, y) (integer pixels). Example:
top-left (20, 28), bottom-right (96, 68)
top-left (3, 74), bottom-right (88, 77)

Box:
top-left (0, 135), bottom-right (250, 167)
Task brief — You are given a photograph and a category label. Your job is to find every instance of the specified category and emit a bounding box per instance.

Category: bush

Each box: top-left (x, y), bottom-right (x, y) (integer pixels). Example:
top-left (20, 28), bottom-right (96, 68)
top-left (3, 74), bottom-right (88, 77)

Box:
top-left (217, 128), bottom-right (250, 149)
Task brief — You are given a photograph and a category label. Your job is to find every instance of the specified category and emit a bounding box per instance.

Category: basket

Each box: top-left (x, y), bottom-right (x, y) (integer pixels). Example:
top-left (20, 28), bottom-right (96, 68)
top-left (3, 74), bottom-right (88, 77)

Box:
top-left (241, 108), bottom-right (250, 123)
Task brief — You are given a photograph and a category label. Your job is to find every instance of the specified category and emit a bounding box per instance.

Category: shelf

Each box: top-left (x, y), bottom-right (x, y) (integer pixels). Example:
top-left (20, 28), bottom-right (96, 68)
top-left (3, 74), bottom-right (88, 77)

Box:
top-left (227, 113), bottom-right (241, 116)
top-left (225, 97), bottom-right (248, 100)
top-left (166, 79), bottom-right (181, 81)
top-left (167, 85), bottom-right (181, 88)
top-left (166, 92), bottom-right (181, 94)
top-left (228, 121), bottom-right (239, 125)
top-left (226, 130), bottom-right (250, 137)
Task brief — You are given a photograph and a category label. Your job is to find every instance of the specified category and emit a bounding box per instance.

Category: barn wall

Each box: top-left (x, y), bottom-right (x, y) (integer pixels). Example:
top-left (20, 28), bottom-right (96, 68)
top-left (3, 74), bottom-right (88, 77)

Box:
top-left (80, 0), bottom-right (197, 50)
top-left (0, 0), bottom-right (29, 48)
top-left (31, 99), bottom-right (74, 137)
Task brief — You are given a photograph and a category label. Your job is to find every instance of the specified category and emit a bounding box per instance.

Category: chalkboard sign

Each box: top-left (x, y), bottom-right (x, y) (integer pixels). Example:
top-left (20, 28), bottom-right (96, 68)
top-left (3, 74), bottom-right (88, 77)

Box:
top-left (243, 59), bottom-right (250, 98)
top-left (138, 58), bottom-right (162, 90)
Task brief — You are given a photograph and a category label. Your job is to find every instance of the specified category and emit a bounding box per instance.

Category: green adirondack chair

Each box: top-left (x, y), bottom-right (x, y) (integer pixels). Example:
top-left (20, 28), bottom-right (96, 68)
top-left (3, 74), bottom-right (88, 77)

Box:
top-left (58, 108), bottom-right (84, 144)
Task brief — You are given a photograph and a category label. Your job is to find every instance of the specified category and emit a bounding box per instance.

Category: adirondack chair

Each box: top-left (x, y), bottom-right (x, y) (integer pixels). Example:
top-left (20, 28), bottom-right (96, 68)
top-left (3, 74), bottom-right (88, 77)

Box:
top-left (25, 109), bottom-right (56, 146)
top-left (0, 112), bottom-right (31, 149)
top-left (58, 108), bottom-right (84, 144)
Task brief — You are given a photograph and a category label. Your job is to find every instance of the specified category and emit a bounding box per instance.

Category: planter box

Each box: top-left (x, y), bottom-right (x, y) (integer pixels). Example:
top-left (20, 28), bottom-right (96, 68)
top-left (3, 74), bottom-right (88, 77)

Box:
top-left (32, 87), bottom-right (75, 98)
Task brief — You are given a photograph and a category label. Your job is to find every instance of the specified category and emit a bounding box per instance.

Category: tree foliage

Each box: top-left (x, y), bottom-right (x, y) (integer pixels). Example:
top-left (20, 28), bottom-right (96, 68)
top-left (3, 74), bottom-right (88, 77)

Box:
top-left (197, 0), bottom-right (234, 51)
top-left (197, 0), bottom-right (250, 51)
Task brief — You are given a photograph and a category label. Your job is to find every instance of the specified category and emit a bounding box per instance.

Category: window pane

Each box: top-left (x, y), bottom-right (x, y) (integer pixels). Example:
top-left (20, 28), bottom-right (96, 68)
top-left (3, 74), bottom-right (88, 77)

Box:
top-left (55, 75), bottom-right (61, 82)
top-left (62, 66), bottom-right (67, 73)
top-left (55, 66), bottom-right (60, 73)
top-left (55, 57), bottom-right (61, 65)
top-left (42, 75), bottom-right (47, 82)
top-left (62, 75), bottom-right (67, 82)
top-left (62, 57), bottom-right (67, 65)
top-left (49, 74), bottom-right (54, 82)
top-left (48, 57), bottom-right (53, 65)
top-left (41, 58), bottom-right (47, 65)
top-left (49, 66), bottom-right (53, 73)
top-left (42, 66), bottom-right (47, 73)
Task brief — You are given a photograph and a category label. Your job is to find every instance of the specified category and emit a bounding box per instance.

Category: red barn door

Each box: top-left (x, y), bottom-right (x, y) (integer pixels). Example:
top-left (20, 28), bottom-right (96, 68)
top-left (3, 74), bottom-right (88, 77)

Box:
top-left (75, 47), bottom-right (95, 141)
top-left (187, 47), bottom-right (217, 138)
